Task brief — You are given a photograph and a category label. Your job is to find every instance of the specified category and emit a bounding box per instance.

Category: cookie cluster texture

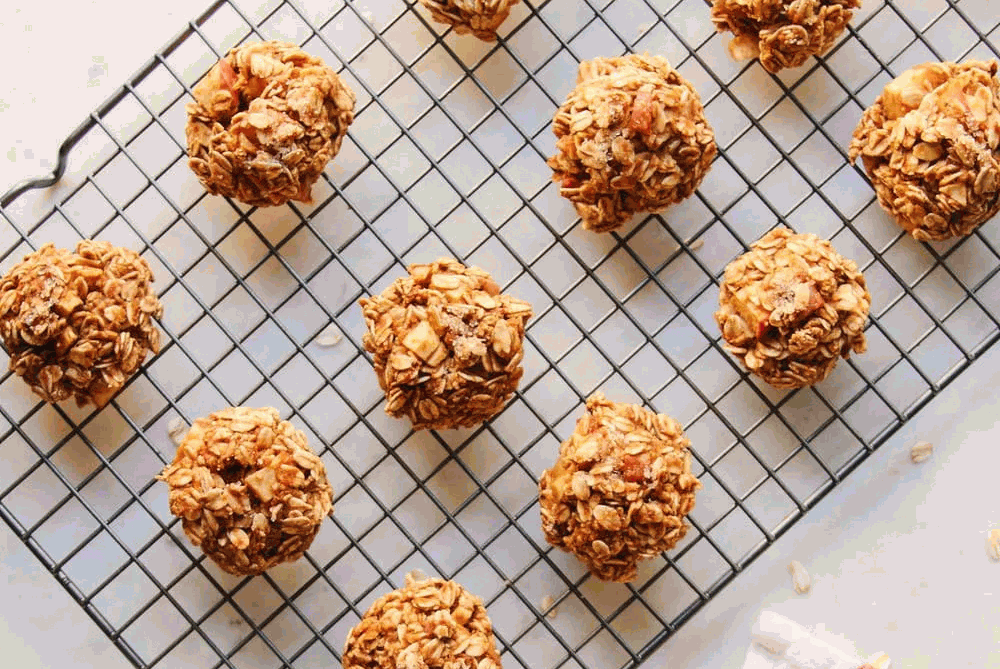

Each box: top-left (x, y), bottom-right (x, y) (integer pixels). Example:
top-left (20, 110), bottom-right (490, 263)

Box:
top-left (547, 54), bottom-right (717, 233)
top-left (710, 0), bottom-right (860, 73)
top-left (343, 575), bottom-right (501, 669)
top-left (159, 407), bottom-right (333, 576)
top-left (359, 258), bottom-right (533, 430)
top-left (186, 40), bottom-right (356, 207)
top-left (538, 392), bottom-right (702, 583)
top-left (0, 241), bottom-right (162, 407)
top-left (419, 0), bottom-right (520, 41)
top-left (849, 60), bottom-right (1000, 241)
top-left (715, 228), bottom-right (870, 389)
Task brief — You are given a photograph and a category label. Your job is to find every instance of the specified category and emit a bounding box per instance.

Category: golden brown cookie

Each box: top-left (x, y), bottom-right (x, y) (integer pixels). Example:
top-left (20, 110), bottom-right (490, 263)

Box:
top-left (159, 407), bottom-right (333, 576)
top-left (420, 0), bottom-right (520, 41)
top-left (359, 258), bottom-right (532, 430)
top-left (547, 54), bottom-right (716, 233)
top-left (849, 60), bottom-right (1000, 241)
top-left (186, 41), bottom-right (355, 207)
top-left (539, 392), bottom-right (701, 583)
top-left (343, 575), bottom-right (501, 669)
top-left (710, 0), bottom-right (861, 73)
top-left (715, 228), bottom-right (870, 389)
top-left (0, 241), bottom-right (162, 407)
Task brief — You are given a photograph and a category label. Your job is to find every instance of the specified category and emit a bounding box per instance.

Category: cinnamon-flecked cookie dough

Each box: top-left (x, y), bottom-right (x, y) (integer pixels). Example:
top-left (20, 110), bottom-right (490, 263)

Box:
top-left (159, 407), bottom-right (333, 576)
top-left (343, 575), bottom-right (501, 669)
top-left (849, 60), bottom-right (1000, 241)
top-left (547, 54), bottom-right (716, 233)
top-left (0, 241), bottom-right (163, 407)
top-left (538, 392), bottom-right (702, 583)
top-left (186, 40), bottom-right (356, 207)
top-left (359, 258), bottom-right (532, 430)
top-left (419, 0), bottom-right (520, 41)
top-left (710, 0), bottom-right (861, 73)
top-left (715, 228), bottom-right (870, 389)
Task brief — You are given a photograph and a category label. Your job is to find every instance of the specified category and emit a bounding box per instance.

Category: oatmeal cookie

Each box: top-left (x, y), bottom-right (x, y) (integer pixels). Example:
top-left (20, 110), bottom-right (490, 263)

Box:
top-left (539, 392), bottom-right (702, 583)
top-left (715, 228), bottom-right (870, 388)
top-left (186, 41), bottom-right (355, 207)
top-left (420, 0), bottom-right (520, 41)
top-left (849, 60), bottom-right (1000, 241)
top-left (359, 258), bottom-right (532, 430)
top-left (710, 0), bottom-right (861, 73)
top-left (547, 54), bottom-right (716, 233)
top-left (159, 406), bottom-right (333, 576)
top-left (0, 241), bottom-right (162, 407)
top-left (343, 575), bottom-right (501, 669)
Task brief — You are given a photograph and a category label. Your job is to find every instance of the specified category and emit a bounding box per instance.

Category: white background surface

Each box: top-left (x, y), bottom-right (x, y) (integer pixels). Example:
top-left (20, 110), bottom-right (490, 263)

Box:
top-left (1, 2), bottom-right (999, 668)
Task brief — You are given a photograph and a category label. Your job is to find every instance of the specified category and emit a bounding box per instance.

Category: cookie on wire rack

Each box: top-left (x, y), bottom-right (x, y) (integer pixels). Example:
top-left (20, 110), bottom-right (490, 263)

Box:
top-left (538, 392), bottom-right (702, 583)
top-left (343, 574), bottom-right (502, 669)
top-left (0, 241), bottom-right (163, 407)
top-left (714, 227), bottom-right (871, 389)
top-left (709, 0), bottom-right (861, 73)
top-left (547, 53), bottom-right (716, 233)
top-left (419, 0), bottom-right (521, 41)
top-left (186, 40), bottom-right (356, 207)
top-left (159, 406), bottom-right (334, 576)
top-left (359, 258), bottom-right (533, 430)
top-left (849, 59), bottom-right (1000, 241)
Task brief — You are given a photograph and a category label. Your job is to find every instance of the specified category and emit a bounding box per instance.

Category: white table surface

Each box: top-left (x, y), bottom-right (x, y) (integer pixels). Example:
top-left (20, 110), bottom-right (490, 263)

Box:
top-left (2, 2), bottom-right (999, 668)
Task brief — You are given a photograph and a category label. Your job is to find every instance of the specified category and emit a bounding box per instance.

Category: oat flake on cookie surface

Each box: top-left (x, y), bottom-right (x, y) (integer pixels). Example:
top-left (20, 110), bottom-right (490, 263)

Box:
top-left (343, 574), bottom-right (501, 669)
top-left (715, 227), bottom-right (871, 389)
top-left (186, 40), bottom-right (355, 207)
top-left (0, 241), bottom-right (163, 407)
top-left (538, 392), bottom-right (702, 583)
top-left (159, 406), bottom-right (333, 576)
top-left (849, 60), bottom-right (1000, 241)
top-left (359, 258), bottom-right (532, 430)
top-left (547, 53), bottom-right (716, 233)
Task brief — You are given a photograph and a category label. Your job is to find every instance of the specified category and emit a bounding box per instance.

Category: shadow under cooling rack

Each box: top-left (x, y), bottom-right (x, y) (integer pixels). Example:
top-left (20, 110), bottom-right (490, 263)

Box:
top-left (1, 0), bottom-right (1000, 668)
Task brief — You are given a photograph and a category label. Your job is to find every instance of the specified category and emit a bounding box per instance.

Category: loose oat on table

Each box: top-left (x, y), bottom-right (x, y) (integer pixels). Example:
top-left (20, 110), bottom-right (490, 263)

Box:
top-left (788, 559), bottom-right (811, 594)
top-left (714, 227), bottom-right (871, 389)
top-left (849, 60), bottom-right (1000, 241)
top-left (909, 440), bottom-right (933, 464)
top-left (343, 574), bottom-right (502, 669)
top-left (158, 406), bottom-right (333, 576)
top-left (359, 258), bottom-right (533, 430)
top-left (186, 40), bottom-right (356, 207)
top-left (710, 0), bottom-right (861, 73)
top-left (0, 241), bottom-right (163, 407)
top-left (987, 529), bottom-right (1000, 562)
top-left (538, 392), bottom-right (702, 583)
top-left (419, 0), bottom-right (520, 41)
top-left (167, 417), bottom-right (189, 447)
top-left (547, 54), bottom-right (716, 233)
top-left (540, 594), bottom-right (557, 619)
top-left (315, 324), bottom-right (342, 347)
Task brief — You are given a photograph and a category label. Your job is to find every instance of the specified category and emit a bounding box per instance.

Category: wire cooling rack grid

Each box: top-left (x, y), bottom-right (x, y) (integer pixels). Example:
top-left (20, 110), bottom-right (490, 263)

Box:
top-left (1, 0), bottom-right (999, 667)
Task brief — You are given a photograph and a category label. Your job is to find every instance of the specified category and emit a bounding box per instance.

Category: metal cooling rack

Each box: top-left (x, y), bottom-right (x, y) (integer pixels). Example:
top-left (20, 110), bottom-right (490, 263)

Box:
top-left (1, 0), bottom-right (999, 667)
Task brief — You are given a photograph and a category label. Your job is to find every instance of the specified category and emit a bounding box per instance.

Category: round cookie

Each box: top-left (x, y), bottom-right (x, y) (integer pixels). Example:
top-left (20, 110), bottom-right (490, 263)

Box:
top-left (358, 258), bottom-right (532, 430)
top-left (538, 392), bottom-right (702, 583)
top-left (547, 53), bottom-right (716, 233)
top-left (159, 406), bottom-right (333, 576)
top-left (186, 40), bottom-right (355, 207)
top-left (343, 575), bottom-right (501, 669)
top-left (849, 60), bottom-right (1000, 241)
top-left (715, 227), bottom-right (870, 389)
top-left (710, 0), bottom-right (861, 73)
top-left (419, 0), bottom-right (520, 41)
top-left (0, 241), bottom-right (163, 407)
